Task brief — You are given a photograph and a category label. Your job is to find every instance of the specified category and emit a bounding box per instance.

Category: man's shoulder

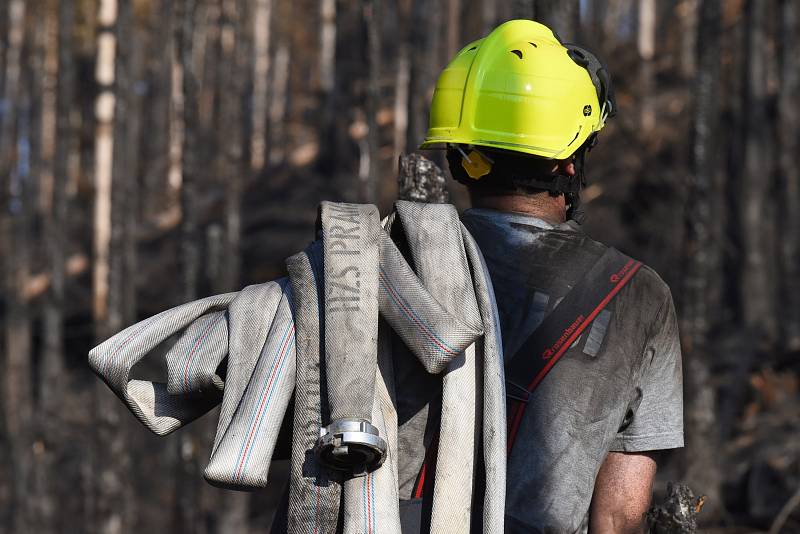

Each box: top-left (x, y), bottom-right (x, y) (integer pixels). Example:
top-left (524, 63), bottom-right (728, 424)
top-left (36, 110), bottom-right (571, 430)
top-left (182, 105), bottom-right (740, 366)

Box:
top-left (631, 263), bottom-right (673, 299)
top-left (572, 231), bottom-right (674, 321)
top-left (613, 257), bottom-right (675, 332)
top-left (577, 231), bottom-right (673, 302)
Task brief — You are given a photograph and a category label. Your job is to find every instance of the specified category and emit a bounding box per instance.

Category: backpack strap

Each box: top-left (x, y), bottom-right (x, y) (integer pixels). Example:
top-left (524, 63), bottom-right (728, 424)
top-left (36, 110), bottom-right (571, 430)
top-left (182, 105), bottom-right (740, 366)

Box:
top-left (505, 247), bottom-right (642, 453)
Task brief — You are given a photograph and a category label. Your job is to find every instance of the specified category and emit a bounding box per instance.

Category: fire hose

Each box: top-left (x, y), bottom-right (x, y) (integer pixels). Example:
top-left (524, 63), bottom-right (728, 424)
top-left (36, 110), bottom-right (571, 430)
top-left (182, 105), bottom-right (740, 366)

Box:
top-left (89, 201), bottom-right (506, 533)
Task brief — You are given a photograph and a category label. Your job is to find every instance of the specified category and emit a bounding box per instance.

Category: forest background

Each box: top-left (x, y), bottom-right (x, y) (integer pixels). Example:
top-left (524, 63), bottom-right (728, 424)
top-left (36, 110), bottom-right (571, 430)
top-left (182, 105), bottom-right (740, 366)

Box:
top-left (2, 0), bottom-right (800, 532)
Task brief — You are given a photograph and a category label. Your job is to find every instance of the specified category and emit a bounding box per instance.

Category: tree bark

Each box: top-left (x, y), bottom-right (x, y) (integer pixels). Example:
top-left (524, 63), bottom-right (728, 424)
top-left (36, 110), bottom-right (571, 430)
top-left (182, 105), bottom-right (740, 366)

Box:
top-left (777, 0), bottom-right (800, 351)
top-left (741, 0), bottom-right (777, 343)
top-left (392, 2), bottom-right (410, 164)
top-left (142, 0), bottom-right (174, 218)
top-left (363, 0), bottom-right (381, 204)
top-left (406, 0), bottom-right (441, 152)
top-left (178, 0), bottom-right (200, 302)
top-left (92, 1), bottom-right (133, 532)
top-left (678, 0), bottom-right (699, 79)
top-left (92, 0), bottom-right (117, 340)
top-left (250, 0), bottom-right (272, 171)
top-left (219, 0), bottom-right (243, 292)
top-left (1, 3), bottom-right (32, 531)
top-left (638, 0), bottom-right (656, 132)
top-left (534, 0), bottom-right (580, 42)
top-left (34, 0), bottom-right (66, 530)
top-left (511, 0), bottom-right (534, 21)
top-left (681, 0), bottom-right (723, 520)
top-left (42, 0), bottom-right (78, 530)
top-left (172, 2), bottom-right (207, 532)
top-left (446, 0), bottom-right (461, 56)
top-left (315, 0), bottom-right (337, 172)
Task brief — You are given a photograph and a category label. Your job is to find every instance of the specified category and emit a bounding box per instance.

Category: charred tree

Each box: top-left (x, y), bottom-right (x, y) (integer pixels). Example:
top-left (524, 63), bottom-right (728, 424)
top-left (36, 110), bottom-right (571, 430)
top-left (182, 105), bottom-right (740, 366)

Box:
top-left (398, 153), bottom-right (449, 203)
top-left (219, 0), bottom-right (243, 292)
top-left (777, 0), bottom-right (800, 351)
top-left (511, 1), bottom-right (534, 21)
top-left (533, 0), bottom-right (580, 42)
top-left (316, 0), bottom-right (368, 200)
top-left (92, 0), bottom-right (134, 532)
top-left (363, 0), bottom-right (381, 204)
top-left (1, 3), bottom-right (32, 531)
top-left (392, 1), bottom-right (410, 165)
top-left (740, 0), bottom-right (777, 344)
top-left (681, 0), bottom-right (723, 520)
top-left (142, 0), bottom-right (174, 218)
top-left (178, 0), bottom-right (200, 303)
top-left (638, 0), bottom-right (656, 132)
top-left (266, 0), bottom-right (290, 167)
top-left (406, 0), bottom-right (441, 153)
top-left (250, 0), bottom-right (272, 171)
top-left (40, 0), bottom-right (77, 530)
top-left (679, 0), bottom-right (699, 79)
top-left (33, 0), bottom-right (65, 530)
top-left (220, 0), bottom-right (252, 525)
top-left (173, 1), bottom-right (206, 532)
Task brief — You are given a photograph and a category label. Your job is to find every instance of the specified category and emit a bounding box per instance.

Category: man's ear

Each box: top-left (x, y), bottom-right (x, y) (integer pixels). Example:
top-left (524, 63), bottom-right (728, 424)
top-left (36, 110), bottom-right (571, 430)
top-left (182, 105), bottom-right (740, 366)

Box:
top-left (555, 158), bottom-right (577, 177)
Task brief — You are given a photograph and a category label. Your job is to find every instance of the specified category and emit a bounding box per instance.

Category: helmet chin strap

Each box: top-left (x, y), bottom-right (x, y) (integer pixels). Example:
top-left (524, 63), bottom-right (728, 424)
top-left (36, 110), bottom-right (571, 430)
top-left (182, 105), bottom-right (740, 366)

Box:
top-left (564, 144), bottom-right (589, 224)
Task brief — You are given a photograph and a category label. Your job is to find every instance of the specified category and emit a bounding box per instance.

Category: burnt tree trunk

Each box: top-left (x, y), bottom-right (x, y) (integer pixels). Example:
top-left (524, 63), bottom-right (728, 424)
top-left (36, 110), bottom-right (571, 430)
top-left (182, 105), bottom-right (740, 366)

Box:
top-left (363, 0), bottom-right (381, 204)
top-left (178, 0), bottom-right (200, 303)
top-left (173, 1), bottom-right (206, 532)
top-left (142, 0), bottom-right (174, 218)
top-left (406, 0), bottom-right (441, 152)
top-left (250, 0), bottom-right (272, 171)
top-left (92, 0), bottom-right (134, 532)
top-left (218, 0), bottom-right (243, 292)
top-left (1, 3), bottom-right (32, 531)
top-left (218, 0), bottom-right (252, 528)
top-left (534, 0), bottom-right (580, 41)
top-left (510, 0), bottom-right (534, 21)
top-left (638, 0), bottom-right (656, 132)
top-left (682, 0), bottom-right (723, 520)
top-left (777, 0), bottom-right (800, 351)
top-left (740, 0), bottom-right (777, 343)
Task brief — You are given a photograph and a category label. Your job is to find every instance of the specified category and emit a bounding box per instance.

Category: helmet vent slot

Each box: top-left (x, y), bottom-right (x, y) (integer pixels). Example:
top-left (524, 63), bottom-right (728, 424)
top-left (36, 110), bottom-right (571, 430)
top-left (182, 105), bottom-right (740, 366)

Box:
top-left (510, 49), bottom-right (523, 59)
top-left (528, 41), bottom-right (538, 48)
top-left (566, 126), bottom-right (582, 147)
top-left (467, 46), bottom-right (477, 52)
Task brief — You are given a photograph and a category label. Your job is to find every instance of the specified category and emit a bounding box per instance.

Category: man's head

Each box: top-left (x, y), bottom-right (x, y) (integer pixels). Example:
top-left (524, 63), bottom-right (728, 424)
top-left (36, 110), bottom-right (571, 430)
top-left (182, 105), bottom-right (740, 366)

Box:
top-left (421, 20), bottom-right (614, 222)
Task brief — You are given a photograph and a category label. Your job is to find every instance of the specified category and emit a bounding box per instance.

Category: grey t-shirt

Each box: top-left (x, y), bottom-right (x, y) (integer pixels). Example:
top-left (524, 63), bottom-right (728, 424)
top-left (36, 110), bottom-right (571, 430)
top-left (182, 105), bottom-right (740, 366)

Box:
top-left (461, 209), bottom-right (684, 534)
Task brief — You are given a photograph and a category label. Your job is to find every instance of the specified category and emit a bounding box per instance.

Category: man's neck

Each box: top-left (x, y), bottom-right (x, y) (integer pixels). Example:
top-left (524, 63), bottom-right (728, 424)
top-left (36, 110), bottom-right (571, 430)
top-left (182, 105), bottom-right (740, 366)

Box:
top-left (470, 193), bottom-right (567, 226)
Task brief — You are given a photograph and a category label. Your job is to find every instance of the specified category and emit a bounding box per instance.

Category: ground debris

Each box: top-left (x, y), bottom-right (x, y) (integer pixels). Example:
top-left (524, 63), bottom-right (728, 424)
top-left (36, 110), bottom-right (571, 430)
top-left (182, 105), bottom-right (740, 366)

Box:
top-left (647, 482), bottom-right (705, 534)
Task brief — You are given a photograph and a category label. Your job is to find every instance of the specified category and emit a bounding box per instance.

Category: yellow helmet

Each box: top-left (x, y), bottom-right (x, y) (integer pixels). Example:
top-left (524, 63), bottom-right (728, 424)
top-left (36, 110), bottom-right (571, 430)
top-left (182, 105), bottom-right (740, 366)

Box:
top-left (421, 20), bottom-right (614, 160)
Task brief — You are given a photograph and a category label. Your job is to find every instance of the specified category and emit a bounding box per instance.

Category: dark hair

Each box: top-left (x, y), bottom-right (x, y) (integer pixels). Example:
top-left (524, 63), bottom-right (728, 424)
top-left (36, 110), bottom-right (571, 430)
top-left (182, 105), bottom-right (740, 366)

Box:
top-left (446, 147), bottom-right (563, 197)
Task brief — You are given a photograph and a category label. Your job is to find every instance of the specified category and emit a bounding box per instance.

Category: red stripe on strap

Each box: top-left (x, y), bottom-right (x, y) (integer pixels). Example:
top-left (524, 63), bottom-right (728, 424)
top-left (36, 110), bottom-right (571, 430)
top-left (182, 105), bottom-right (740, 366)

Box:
top-left (506, 261), bottom-right (642, 453)
top-left (413, 461), bottom-right (427, 499)
top-left (412, 434), bottom-right (439, 499)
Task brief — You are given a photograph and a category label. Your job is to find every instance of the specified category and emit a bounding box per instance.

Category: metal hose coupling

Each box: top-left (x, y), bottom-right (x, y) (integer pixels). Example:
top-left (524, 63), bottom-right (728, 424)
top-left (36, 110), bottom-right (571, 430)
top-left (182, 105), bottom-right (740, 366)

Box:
top-left (315, 419), bottom-right (387, 477)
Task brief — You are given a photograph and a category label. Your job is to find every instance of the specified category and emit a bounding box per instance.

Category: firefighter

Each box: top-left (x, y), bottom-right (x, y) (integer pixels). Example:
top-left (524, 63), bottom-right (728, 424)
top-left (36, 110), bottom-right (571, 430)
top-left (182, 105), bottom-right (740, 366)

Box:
top-left (419, 19), bottom-right (684, 533)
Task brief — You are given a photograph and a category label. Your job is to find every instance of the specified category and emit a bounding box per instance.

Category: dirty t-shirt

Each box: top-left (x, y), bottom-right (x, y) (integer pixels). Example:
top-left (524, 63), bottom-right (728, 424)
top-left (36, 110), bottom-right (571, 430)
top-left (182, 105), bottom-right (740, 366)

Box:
top-left (460, 208), bottom-right (684, 533)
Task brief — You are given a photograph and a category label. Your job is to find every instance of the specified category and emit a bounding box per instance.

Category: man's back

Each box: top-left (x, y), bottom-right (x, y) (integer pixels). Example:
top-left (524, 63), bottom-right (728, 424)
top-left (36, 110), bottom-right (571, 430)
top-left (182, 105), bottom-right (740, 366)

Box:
top-left (462, 208), bottom-right (683, 533)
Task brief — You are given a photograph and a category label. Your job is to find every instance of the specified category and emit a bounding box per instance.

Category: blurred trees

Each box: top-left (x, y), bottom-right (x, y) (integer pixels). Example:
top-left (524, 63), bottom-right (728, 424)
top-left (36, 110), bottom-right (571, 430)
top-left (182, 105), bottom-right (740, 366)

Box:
top-left (1, 0), bottom-right (800, 531)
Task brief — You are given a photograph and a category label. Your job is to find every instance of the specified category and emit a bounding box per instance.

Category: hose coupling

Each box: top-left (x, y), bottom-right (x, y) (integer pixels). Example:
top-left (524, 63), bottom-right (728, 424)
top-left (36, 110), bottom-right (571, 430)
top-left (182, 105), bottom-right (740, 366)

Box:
top-left (314, 419), bottom-right (387, 477)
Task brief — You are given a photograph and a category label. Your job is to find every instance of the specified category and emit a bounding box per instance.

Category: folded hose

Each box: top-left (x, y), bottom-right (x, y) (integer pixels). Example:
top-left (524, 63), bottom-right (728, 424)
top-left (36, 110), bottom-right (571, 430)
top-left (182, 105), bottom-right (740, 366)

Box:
top-left (89, 201), bottom-right (506, 533)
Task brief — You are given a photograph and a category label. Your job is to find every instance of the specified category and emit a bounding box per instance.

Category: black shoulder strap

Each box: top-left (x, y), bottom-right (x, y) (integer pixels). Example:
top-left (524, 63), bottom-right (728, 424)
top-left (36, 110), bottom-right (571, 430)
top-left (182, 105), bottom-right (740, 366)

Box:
top-left (505, 247), bottom-right (642, 453)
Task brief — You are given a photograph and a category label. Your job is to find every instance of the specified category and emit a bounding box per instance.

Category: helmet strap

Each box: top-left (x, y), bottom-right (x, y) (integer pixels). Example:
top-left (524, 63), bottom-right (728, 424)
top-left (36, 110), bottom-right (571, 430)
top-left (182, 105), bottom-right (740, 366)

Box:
top-left (564, 146), bottom-right (588, 224)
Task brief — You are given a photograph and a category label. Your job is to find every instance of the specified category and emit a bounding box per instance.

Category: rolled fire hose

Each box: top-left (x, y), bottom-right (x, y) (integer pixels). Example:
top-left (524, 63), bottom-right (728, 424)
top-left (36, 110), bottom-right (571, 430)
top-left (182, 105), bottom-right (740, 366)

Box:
top-left (89, 201), bottom-right (506, 533)
top-left (315, 202), bottom-right (386, 477)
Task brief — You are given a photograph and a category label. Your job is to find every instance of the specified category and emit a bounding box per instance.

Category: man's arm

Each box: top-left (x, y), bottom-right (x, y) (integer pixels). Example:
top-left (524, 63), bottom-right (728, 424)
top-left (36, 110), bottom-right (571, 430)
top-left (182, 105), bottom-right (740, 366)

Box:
top-left (589, 451), bottom-right (657, 534)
